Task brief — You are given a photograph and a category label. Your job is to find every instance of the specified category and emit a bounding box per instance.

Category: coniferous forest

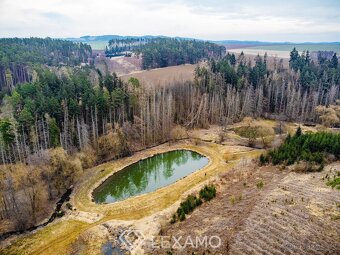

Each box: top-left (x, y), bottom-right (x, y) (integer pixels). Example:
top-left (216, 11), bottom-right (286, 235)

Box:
top-left (134, 38), bottom-right (225, 69)
top-left (261, 128), bottom-right (340, 168)
top-left (105, 37), bottom-right (225, 69)
top-left (0, 38), bottom-right (92, 91)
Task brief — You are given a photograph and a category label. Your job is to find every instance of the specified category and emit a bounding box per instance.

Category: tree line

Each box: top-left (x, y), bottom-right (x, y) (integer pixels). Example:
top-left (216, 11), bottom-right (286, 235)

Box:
top-left (0, 67), bottom-right (133, 164)
top-left (105, 38), bottom-right (147, 56)
top-left (134, 38), bottom-right (225, 69)
top-left (260, 127), bottom-right (340, 170)
top-left (1, 48), bottom-right (339, 165)
top-left (191, 50), bottom-right (339, 125)
top-left (0, 38), bottom-right (92, 91)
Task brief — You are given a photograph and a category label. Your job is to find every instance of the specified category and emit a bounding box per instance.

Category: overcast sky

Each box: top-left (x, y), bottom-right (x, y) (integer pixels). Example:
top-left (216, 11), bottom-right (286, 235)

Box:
top-left (0, 0), bottom-right (339, 42)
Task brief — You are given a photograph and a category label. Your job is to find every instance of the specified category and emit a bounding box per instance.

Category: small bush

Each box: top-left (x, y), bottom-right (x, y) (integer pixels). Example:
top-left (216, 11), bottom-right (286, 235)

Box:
top-left (216, 132), bottom-right (224, 144)
top-left (170, 125), bottom-right (187, 142)
top-left (170, 214), bottom-right (177, 224)
top-left (66, 202), bottom-right (73, 210)
top-left (326, 173), bottom-right (340, 190)
top-left (179, 195), bottom-right (199, 214)
top-left (256, 180), bottom-right (264, 189)
top-left (292, 161), bottom-right (324, 173)
top-left (259, 154), bottom-right (268, 165)
top-left (223, 151), bottom-right (235, 162)
top-left (195, 197), bottom-right (203, 206)
top-left (199, 184), bottom-right (217, 201)
top-left (171, 184), bottom-right (217, 223)
top-left (229, 195), bottom-right (235, 205)
top-left (76, 146), bottom-right (97, 169)
top-left (178, 211), bottom-right (186, 221)
top-left (192, 138), bottom-right (200, 145)
top-left (56, 210), bottom-right (65, 218)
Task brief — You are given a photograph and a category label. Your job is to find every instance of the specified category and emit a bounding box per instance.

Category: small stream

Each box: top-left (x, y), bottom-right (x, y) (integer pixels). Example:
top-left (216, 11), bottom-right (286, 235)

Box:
top-left (0, 187), bottom-right (73, 241)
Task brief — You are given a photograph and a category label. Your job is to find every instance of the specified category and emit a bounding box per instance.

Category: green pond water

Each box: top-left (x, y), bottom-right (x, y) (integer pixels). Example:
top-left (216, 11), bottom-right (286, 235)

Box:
top-left (93, 150), bottom-right (209, 204)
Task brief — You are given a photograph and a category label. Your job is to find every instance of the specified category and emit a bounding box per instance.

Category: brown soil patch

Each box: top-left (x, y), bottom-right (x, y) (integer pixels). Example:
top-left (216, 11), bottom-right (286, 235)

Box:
top-left (95, 56), bottom-right (142, 76)
top-left (148, 162), bottom-right (340, 255)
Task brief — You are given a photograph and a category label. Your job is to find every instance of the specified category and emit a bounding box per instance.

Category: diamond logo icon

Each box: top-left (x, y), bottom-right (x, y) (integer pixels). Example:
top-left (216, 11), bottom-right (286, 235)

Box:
top-left (118, 229), bottom-right (145, 251)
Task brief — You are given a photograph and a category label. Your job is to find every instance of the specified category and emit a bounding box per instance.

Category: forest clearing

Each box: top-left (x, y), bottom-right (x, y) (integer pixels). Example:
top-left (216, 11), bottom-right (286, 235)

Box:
top-left (95, 55), bottom-right (142, 77)
top-left (120, 64), bottom-right (197, 87)
top-left (94, 54), bottom-right (196, 86)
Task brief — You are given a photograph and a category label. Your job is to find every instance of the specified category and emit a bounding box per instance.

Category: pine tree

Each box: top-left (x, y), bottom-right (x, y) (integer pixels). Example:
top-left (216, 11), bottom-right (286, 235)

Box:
top-left (295, 126), bottom-right (302, 137)
top-left (330, 53), bottom-right (338, 68)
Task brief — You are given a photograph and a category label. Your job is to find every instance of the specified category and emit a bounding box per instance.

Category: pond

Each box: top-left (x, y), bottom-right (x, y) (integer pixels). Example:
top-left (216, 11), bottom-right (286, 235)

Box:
top-left (93, 150), bottom-right (209, 204)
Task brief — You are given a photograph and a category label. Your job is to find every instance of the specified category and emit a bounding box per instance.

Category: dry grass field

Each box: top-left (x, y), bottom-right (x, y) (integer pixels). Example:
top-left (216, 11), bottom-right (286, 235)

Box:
top-left (94, 56), bottom-right (142, 76)
top-left (229, 48), bottom-right (291, 59)
top-left (97, 52), bottom-right (288, 87)
top-left (94, 55), bottom-right (197, 87)
top-left (120, 64), bottom-right (197, 87)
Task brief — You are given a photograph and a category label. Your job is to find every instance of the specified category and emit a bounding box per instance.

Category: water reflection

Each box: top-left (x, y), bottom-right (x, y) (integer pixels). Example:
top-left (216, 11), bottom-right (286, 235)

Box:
top-left (93, 150), bottom-right (208, 203)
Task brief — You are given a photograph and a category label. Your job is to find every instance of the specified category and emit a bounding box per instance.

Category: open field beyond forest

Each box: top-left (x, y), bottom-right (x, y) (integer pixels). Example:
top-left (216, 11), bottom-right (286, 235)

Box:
top-left (228, 48), bottom-right (291, 59)
top-left (246, 44), bottom-right (340, 53)
top-left (94, 55), bottom-right (142, 77)
top-left (96, 55), bottom-right (197, 83)
top-left (1, 119), bottom-right (339, 255)
top-left (120, 64), bottom-right (197, 87)
top-left (106, 53), bottom-right (288, 85)
top-left (85, 41), bottom-right (108, 50)
top-left (109, 53), bottom-right (286, 87)
top-left (228, 43), bottom-right (340, 59)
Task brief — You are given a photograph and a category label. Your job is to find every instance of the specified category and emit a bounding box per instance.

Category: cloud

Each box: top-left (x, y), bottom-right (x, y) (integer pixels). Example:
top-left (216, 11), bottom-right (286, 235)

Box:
top-left (40, 11), bottom-right (70, 22)
top-left (182, 0), bottom-right (340, 22)
top-left (0, 0), bottom-right (339, 42)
